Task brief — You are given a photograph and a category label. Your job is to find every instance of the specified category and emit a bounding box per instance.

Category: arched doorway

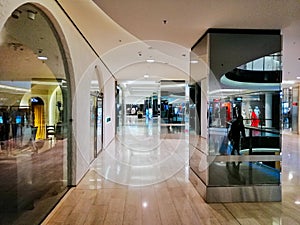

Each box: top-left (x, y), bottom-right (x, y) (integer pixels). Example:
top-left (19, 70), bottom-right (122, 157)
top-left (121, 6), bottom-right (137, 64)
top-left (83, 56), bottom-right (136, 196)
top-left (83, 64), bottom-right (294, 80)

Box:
top-left (0, 3), bottom-right (71, 225)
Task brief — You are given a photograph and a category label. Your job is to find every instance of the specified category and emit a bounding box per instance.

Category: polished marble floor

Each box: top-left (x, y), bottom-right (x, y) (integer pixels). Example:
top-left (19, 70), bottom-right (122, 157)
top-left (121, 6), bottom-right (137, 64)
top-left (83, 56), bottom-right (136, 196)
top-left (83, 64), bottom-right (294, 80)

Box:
top-left (42, 120), bottom-right (300, 225)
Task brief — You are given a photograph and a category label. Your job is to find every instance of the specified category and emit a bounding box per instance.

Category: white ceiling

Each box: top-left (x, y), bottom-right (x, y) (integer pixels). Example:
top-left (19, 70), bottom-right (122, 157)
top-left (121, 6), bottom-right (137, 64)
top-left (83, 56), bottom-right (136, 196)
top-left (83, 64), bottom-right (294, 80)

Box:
top-left (93, 0), bottom-right (300, 49)
top-left (2, 1), bottom-right (300, 104)
top-left (0, 4), bottom-right (64, 106)
top-left (90, 0), bottom-right (300, 101)
top-left (55, 0), bottom-right (299, 102)
top-left (0, 4), bottom-right (63, 81)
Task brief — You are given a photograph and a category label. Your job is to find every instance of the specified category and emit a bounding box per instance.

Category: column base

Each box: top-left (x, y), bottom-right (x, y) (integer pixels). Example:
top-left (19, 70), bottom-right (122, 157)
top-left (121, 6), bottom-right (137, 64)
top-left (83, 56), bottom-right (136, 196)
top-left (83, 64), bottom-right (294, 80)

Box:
top-left (190, 168), bottom-right (281, 203)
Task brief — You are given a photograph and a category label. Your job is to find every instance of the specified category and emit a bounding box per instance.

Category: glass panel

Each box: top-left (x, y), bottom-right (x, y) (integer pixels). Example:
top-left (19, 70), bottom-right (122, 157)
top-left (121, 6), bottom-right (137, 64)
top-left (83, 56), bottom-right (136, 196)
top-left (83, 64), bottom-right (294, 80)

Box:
top-left (206, 35), bottom-right (282, 187)
top-left (0, 4), bottom-right (69, 225)
top-left (90, 94), bottom-right (96, 159)
top-left (116, 85), bottom-right (122, 133)
top-left (252, 58), bottom-right (264, 71)
top-left (97, 97), bottom-right (103, 154)
top-left (190, 30), bottom-right (282, 203)
top-left (90, 93), bottom-right (103, 159)
top-left (238, 53), bottom-right (282, 71)
top-left (282, 88), bottom-right (292, 129)
top-left (160, 80), bottom-right (187, 138)
top-left (292, 87), bottom-right (299, 132)
top-left (209, 159), bottom-right (281, 186)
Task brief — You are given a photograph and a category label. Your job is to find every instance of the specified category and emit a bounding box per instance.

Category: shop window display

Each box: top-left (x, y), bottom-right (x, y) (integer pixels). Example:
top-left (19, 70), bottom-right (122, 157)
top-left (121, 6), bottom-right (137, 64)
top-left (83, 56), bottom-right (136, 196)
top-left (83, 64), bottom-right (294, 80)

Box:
top-left (0, 4), bottom-right (70, 225)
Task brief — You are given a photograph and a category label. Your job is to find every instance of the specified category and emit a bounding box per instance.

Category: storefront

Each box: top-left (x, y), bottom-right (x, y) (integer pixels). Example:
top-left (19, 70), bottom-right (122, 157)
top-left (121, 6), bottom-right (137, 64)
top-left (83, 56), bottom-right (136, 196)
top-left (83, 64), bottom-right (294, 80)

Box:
top-left (0, 3), bottom-right (71, 224)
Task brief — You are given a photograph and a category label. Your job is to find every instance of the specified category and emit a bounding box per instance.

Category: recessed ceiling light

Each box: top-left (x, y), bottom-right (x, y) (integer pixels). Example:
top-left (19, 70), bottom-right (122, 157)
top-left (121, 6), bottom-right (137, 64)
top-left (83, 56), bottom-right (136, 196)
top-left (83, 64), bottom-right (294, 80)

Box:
top-left (27, 10), bottom-right (37, 20)
top-left (297, 76), bottom-right (300, 79)
top-left (191, 60), bottom-right (199, 64)
top-left (146, 59), bottom-right (155, 63)
top-left (282, 80), bottom-right (295, 85)
top-left (144, 74), bottom-right (149, 78)
top-left (12, 10), bottom-right (21, 19)
top-left (37, 56), bottom-right (48, 60)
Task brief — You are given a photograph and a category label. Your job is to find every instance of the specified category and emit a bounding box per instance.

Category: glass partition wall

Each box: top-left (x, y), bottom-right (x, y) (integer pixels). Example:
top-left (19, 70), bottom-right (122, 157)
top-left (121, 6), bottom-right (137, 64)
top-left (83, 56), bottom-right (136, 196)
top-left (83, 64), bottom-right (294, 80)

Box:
top-left (189, 29), bottom-right (282, 202)
top-left (160, 80), bottom-right (187, 137)
top-left (90, 91), bottom-right (103, 159)
top-left (0, 4), bottom-right (70, 224)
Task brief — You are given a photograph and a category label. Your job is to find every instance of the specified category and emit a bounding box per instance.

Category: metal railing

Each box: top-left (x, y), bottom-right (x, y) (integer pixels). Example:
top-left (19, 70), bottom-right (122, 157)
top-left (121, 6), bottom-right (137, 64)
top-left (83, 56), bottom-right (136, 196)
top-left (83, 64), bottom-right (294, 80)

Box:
top-left (243, 126), bottom-right (280, 155)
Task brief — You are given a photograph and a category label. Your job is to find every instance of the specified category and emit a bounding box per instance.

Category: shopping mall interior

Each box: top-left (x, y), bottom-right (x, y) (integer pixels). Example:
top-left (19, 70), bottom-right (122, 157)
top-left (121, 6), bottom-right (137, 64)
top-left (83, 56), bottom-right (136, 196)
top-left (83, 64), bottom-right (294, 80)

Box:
top-left (0, 1), bottom-right (300, 224)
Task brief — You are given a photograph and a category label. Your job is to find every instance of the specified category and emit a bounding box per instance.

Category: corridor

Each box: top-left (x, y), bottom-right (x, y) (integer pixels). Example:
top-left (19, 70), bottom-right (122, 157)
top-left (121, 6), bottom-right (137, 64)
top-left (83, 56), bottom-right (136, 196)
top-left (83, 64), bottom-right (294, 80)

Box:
top-left (42, 119), bottom-right (300, 225)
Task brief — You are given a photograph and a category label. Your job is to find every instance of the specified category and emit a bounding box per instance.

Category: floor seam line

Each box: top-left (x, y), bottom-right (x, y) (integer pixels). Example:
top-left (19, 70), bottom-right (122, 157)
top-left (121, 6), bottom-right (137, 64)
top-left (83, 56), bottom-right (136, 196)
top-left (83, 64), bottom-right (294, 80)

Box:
top-left (222, 203), bottom-right (242, 225)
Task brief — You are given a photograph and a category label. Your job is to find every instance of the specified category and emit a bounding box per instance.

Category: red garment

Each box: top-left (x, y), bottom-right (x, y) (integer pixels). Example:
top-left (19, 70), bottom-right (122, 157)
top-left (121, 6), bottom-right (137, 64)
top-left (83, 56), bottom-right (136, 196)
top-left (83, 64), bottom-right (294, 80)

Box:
top-left (251, 111), bottom-right (259, 127)
top-left (226, 108), bottom-right (231, 122)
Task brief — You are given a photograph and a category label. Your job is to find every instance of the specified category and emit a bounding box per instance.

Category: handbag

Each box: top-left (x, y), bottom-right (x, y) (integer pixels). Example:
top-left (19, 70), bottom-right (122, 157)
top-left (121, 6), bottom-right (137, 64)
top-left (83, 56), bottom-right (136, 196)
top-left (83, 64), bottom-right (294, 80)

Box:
top-left (227, 140), bottom-right (233, 155)
top-left (219, 136), bottom-right (229, 155)
top-left (219, 135), bottom-right (234, 155)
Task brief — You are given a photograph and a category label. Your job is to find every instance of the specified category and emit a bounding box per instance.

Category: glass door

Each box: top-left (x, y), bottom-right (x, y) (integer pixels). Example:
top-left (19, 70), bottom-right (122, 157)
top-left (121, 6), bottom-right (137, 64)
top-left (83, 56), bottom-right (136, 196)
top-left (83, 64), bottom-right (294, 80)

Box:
top-left (96, 97), bottom-right (103, 157)
top-left (90, 94), bottom-right (97, 160)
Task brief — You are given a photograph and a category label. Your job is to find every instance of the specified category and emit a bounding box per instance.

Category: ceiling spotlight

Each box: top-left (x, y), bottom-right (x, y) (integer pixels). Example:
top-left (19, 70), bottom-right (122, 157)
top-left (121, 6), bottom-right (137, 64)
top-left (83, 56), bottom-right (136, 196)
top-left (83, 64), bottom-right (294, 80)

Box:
top-left (144, 74), bottom-right (149, 78)
top-left (27, 10), bottom-right (37, 20)
top-left (36, 49), bottom-right (47, 60)
top-left (37, 56), bottom-right (48, 61)
top-left (191, 60), bottom-right (199, 64)
top-left (11, 10), bottom-right (21, 19)
top-left (146, 59), bottom-right (155, 63)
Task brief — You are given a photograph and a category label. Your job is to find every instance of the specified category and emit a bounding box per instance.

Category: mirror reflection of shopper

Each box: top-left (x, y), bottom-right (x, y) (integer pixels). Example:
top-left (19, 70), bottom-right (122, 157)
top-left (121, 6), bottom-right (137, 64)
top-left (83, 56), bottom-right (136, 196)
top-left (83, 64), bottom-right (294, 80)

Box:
top-left (228, 115), bottom-right (246, 155)
top-left (226, 161), bottom-right (246, 185)
top-left (288, 108), bottom-right (292, 129)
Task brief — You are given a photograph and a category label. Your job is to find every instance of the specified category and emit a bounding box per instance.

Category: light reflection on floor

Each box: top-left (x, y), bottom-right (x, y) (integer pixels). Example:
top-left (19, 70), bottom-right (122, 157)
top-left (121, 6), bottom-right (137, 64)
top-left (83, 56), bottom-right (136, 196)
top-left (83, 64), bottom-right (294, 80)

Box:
top-left (94, 116), bottom-right (189, 186)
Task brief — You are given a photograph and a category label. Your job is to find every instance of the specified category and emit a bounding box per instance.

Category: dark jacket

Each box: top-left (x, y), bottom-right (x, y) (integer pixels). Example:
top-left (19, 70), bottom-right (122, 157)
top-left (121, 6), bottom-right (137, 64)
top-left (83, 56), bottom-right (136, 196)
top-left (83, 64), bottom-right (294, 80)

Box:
top-left (228, 116), bottom-right (246, 141)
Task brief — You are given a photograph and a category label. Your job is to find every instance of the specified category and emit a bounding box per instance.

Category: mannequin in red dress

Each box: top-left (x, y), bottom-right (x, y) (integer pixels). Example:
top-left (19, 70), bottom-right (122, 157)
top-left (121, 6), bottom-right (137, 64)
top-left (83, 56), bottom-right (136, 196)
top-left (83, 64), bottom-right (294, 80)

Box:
top-left (251, 111), bottom-right (259, 127)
